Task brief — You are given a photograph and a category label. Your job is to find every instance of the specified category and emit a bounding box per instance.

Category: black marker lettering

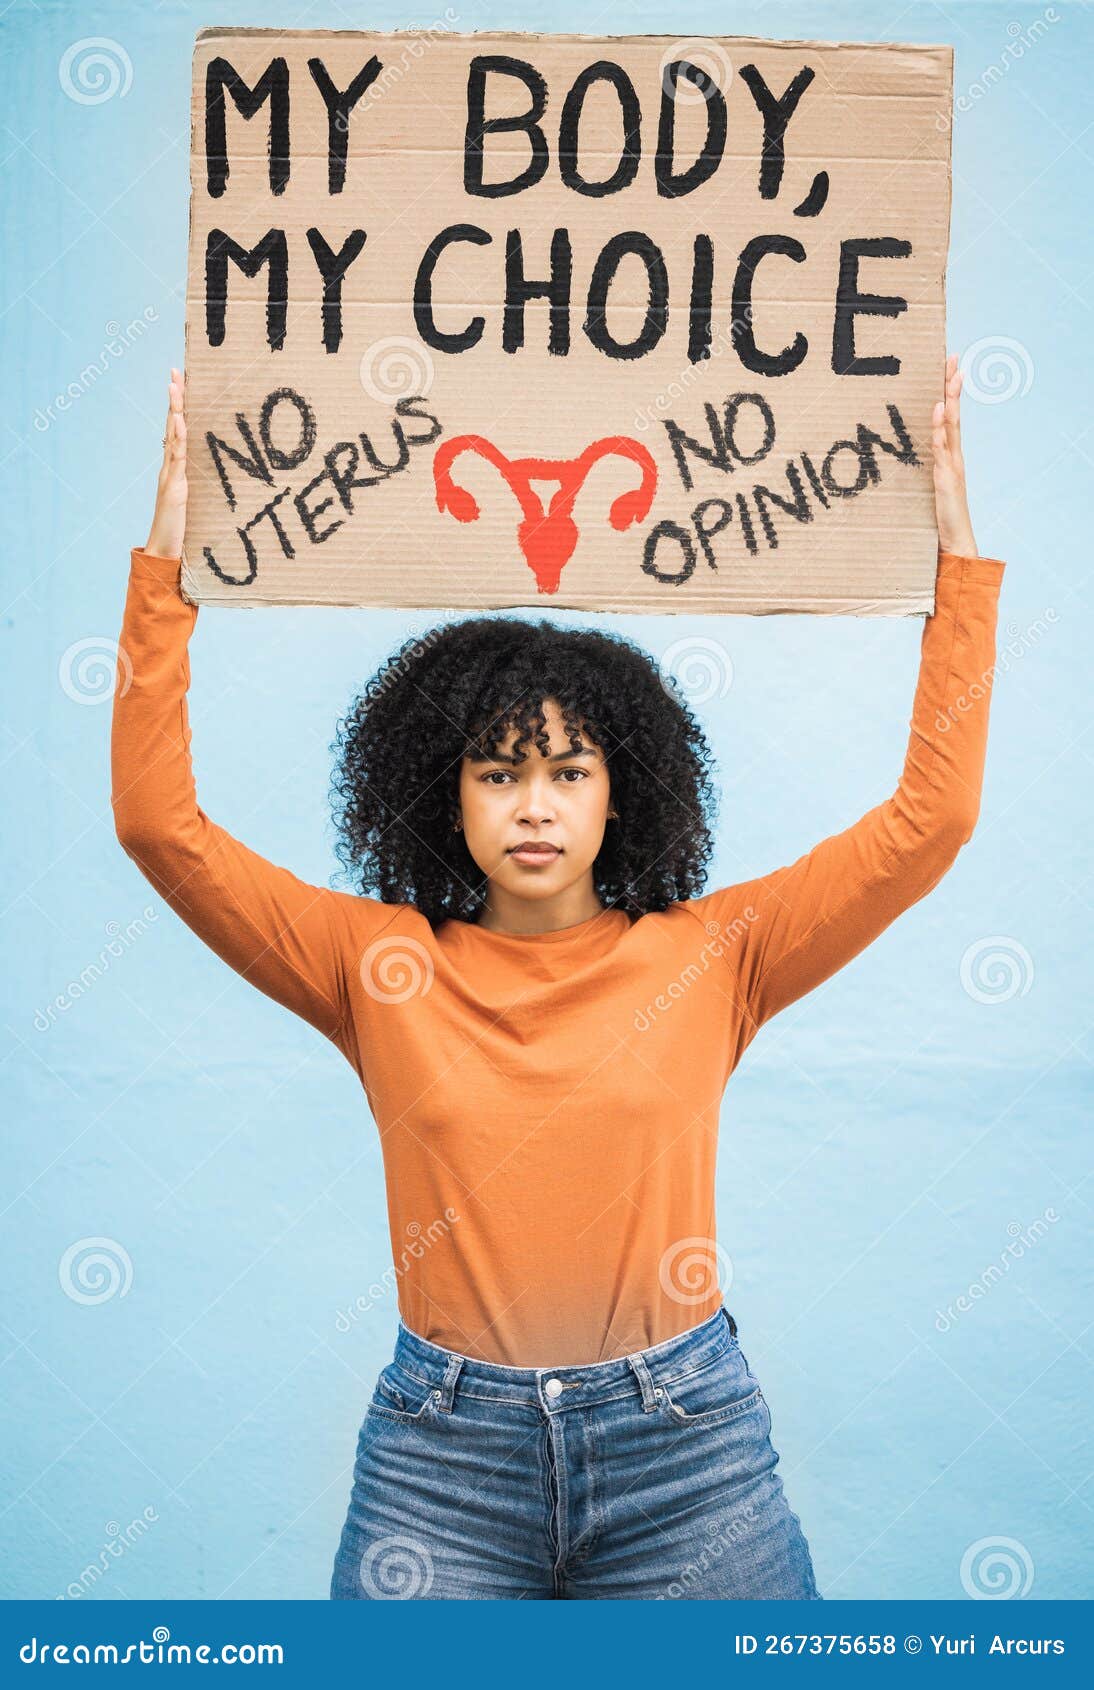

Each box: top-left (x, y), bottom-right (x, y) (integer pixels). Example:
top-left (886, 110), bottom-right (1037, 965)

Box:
top-left (205, 57), bottom-right (289, 199)
top-left (559, 61), bottom-right (641, 197)
top-left (465, 57), bottom-right (549, 197)
top-left (205, 228), bottom-right (288, 351)
top-left (307, 57), bottom-right (383, 193)
top-left (504, 228), bottom-right (573, 354)
top-left (305, 228), bottom-right (367, 353)
top-left (657, 62), bottom-right (727, 199)
top-left (414, 224), bottom-right (491, 352)
top-left (833, 238), bottom-right (911, 375)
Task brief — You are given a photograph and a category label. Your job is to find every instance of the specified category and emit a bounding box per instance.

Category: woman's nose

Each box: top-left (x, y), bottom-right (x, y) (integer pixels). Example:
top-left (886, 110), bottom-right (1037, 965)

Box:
top-left (516, 790), bottom-right (556, 821)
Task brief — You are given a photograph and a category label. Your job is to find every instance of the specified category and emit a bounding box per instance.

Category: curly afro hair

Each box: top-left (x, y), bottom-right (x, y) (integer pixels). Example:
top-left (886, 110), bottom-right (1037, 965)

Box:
top-left (329, 614), bottom-right (721, 929)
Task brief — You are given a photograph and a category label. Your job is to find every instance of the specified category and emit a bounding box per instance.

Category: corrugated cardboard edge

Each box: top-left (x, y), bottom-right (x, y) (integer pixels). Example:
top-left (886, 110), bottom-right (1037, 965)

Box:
top-left (933, 44), bottom-right (955, 623)
top-left (194, 27), bottom-right (951, 52)
top-left (176, 559), bottom-right (936, 617)
top-left (180, 37), bottom-right (198, 607)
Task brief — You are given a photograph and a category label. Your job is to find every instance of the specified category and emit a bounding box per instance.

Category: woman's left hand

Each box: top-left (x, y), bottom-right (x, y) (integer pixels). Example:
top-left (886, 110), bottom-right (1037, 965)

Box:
top-left (932, 352), bottom-right (978, 558)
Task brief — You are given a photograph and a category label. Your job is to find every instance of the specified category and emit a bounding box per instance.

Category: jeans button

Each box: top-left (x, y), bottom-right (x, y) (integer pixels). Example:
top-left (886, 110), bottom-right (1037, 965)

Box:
top-left (545, 1377), bottom-right (563, 1399)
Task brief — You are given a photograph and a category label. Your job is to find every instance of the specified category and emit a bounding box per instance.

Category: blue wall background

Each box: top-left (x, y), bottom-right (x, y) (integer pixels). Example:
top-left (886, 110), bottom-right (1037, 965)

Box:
top-left (3, 0), bottom-right (1090, 1601)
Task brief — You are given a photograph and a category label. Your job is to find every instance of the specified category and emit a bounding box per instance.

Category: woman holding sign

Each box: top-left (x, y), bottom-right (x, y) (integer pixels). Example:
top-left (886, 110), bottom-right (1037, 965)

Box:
top-left (112, 357), bottom-right (1003, 1600)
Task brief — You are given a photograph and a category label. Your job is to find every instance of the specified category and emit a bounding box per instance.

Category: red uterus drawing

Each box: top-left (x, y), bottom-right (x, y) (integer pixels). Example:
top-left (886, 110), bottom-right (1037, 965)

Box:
top-left (432, 434), bottom-right (659, 594)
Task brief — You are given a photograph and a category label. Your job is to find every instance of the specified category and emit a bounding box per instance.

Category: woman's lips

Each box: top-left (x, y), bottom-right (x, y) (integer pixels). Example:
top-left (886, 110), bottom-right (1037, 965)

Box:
top-left (508, 845), bottom-right (560, 863)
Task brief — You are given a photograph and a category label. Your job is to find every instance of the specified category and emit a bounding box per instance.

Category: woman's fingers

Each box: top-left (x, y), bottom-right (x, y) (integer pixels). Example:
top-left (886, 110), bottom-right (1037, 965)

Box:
top-left (946, 364), bottom-right (965, 470)
top-left (161, 370), bottom-right (186, 475)
top-left (930, 352), bottom-right (977, 556)
top-left (162, 376), bottom-right (178, 455)
top-left (946, 368), bottom-right (967, 466)
top-left (931, 353), bottom-right (965, 477)
top-left (144, 367), bottom-right (188, 558)
top-left (931, 398), bottom-right (952, 476)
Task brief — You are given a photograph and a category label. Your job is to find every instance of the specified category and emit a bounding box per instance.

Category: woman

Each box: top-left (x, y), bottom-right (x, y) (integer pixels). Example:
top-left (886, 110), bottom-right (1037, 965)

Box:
top-left (111, 358), bottom-right (1004, 1600)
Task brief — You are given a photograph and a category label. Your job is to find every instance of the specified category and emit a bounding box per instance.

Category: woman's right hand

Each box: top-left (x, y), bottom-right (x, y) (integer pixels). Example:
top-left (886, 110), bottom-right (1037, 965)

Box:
top-left (144, 366), bottom-right (187, 560)
top-left (932, 352), bottom-right (977, 559)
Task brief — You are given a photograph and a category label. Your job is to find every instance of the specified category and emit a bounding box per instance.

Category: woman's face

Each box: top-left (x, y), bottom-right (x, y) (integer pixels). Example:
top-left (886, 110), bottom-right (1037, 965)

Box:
top-left (457, 698), bottom-right (613, 904)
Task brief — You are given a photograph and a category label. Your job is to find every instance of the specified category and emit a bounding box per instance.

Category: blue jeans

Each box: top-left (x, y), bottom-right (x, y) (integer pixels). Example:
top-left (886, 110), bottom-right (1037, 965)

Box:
top-left (330, 1303), bottom-right (821, 1599)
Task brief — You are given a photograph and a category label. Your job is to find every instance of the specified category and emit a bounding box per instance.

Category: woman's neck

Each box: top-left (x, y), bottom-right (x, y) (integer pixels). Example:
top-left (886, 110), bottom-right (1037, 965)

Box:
top-left (476, 883), bottom-right (606, 937)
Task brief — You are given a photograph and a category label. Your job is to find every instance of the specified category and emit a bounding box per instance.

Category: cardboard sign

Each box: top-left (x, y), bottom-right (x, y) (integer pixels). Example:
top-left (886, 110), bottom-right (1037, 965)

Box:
top-left (182, 28), bottom-right (953, 615)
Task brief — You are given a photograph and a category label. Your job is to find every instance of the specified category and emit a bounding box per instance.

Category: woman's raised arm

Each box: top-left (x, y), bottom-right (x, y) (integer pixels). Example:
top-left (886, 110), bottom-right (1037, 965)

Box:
top-left (110, 371), bottom-right (399, 1044)
top-left (687, 352), bottom-right (1006, 1043)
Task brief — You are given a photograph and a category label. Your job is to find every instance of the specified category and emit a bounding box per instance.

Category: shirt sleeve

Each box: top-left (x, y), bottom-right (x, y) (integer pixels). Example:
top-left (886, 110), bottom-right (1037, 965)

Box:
top-left (685, 549), bottom-right (1006, 1042)
top-left (109, 546), bottom-right (400, 1045)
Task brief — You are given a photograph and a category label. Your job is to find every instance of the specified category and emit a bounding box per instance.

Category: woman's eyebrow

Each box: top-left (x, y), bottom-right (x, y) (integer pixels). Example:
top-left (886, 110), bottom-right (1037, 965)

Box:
top-left (465, 745), bottom-right (599, 765)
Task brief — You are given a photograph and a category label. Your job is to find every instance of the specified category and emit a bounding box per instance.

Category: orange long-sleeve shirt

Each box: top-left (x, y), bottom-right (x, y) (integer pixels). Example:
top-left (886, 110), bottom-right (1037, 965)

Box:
top-left (111, 547), bottom-right (1005, 1367)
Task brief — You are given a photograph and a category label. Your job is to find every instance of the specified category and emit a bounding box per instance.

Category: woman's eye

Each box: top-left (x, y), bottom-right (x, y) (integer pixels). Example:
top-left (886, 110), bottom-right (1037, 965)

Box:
top-left (480, 767), bottom-right (588, 786)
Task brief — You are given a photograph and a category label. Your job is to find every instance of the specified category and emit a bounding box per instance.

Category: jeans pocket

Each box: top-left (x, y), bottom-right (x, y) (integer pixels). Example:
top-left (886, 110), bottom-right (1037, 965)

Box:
top-left (368, 1361), bottom-right (441, 1424)
top-left (655, 1342), bottom-right (765, 1428)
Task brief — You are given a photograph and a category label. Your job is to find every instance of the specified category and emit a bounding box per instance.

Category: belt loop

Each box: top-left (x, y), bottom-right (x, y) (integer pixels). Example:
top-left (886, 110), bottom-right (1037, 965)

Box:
top-left (436, 1351), bottom-right (464, 1412)
top-left (626, 1351), bottom-right (660, 1412)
